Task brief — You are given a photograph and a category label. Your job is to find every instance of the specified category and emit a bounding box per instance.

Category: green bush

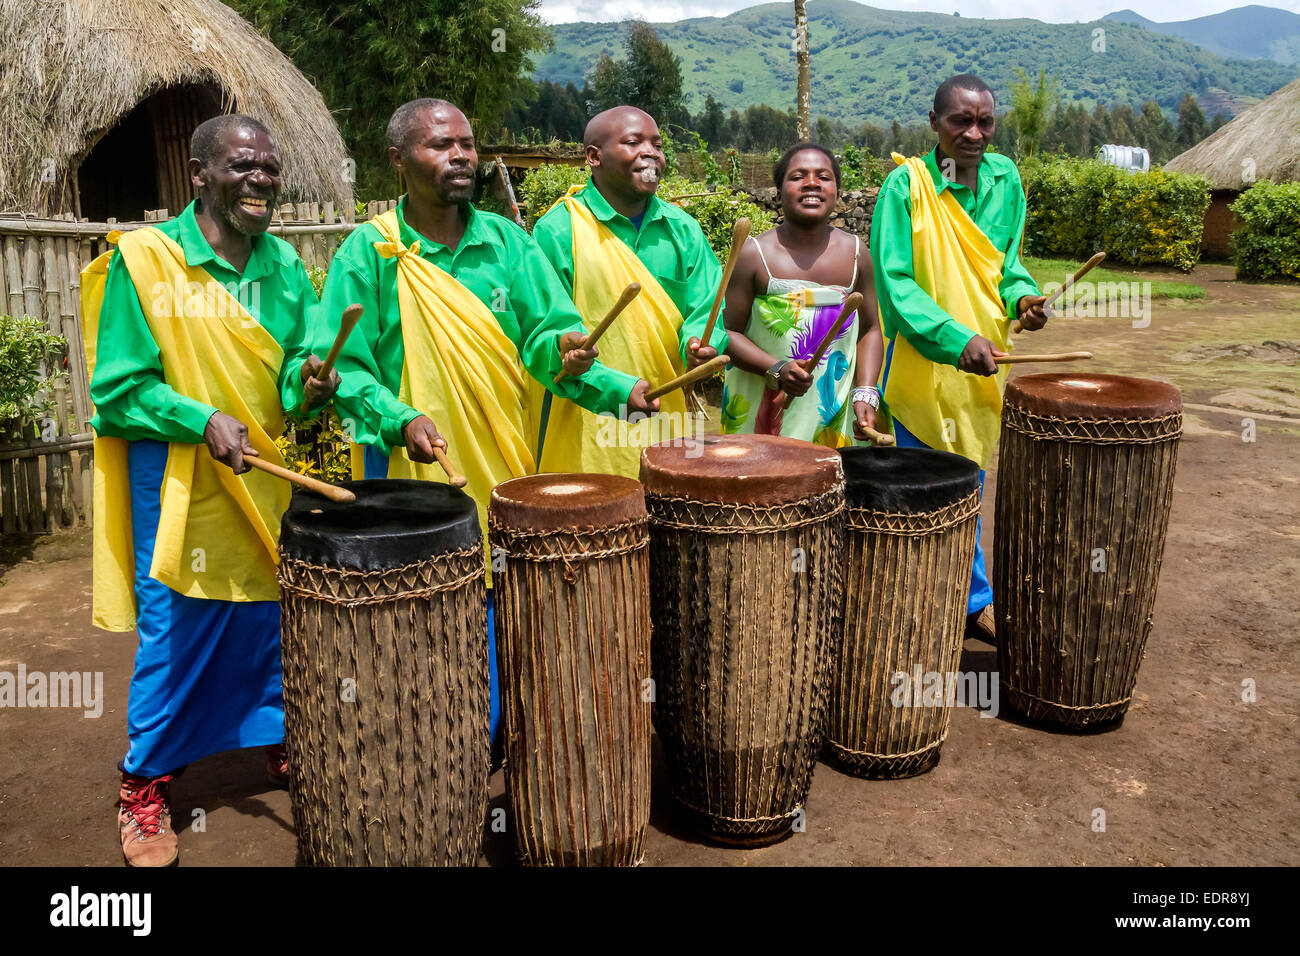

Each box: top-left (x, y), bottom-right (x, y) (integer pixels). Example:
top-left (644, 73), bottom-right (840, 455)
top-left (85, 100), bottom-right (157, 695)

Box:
top-left (840, 144), bottom-right (886, 190)
top-left (0, 315), bottom-right (67, 438)
top-left (517, 163), bottom-right (590, 229)
top-left (659, 175), bottom-right (776, 261)
top-left (1231, 180), bottom-right (1300, 281)
top-left (1023, 156), bottom-right (1210, 272)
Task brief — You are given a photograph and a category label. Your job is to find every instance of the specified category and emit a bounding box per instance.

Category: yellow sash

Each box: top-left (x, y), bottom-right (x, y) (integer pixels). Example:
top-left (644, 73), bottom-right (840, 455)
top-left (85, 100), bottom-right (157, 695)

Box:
top-left (532, 184), bottom-right (691, 478)
top-left (883, 153), bottom-right (1009, 468)
top-left (364, 210), bottom-right (533, 567)
top-left (83, 227), bottom-right (289, 631)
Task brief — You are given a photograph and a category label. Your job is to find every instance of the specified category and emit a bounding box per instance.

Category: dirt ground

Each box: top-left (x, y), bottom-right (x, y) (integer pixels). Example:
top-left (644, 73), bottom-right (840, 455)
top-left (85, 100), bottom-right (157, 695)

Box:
top-left (1, 263), bottom-right (1297, 867)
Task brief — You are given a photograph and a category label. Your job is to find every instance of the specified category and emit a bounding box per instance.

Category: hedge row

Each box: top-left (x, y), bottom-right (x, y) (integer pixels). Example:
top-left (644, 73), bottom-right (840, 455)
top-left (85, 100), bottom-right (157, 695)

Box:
top-left (1231, 180), bottom-right (1300, 281)
top-left (1022, 157), bottom-right (1211, 273)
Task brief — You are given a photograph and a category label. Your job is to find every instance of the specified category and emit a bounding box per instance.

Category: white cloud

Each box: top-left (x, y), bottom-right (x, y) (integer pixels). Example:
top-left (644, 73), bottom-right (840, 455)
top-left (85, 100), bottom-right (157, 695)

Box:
top-left (538, 0), bottom-right (1300, 26)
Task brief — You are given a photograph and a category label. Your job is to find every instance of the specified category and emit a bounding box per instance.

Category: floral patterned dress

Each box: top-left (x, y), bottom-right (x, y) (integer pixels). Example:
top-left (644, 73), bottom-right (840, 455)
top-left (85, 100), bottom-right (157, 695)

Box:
top-left (721, 236), bottom-right (860, 448)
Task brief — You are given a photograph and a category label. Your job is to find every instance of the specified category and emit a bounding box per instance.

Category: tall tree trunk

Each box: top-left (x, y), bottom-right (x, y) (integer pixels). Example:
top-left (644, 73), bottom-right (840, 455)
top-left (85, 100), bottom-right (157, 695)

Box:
top-left (794, 1), bottom-right (810, 141)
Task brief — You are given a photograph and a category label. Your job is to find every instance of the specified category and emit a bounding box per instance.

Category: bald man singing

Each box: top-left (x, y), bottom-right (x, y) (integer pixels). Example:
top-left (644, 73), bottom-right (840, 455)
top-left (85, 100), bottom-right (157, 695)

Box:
top-left (531, 106), bottom-right (727, 477)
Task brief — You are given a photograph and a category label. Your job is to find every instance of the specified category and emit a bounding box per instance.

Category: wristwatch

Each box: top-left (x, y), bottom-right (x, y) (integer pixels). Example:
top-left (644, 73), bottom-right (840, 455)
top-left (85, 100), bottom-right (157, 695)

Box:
top-left (765, 359), bottom-right (788, 391)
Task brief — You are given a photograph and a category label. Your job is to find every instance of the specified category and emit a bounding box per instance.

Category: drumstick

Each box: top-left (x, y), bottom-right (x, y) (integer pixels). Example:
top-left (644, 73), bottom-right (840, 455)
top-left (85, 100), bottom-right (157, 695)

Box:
top-left (994, 351), bottom-right (1093, 364)
top-left (245, 455), bottom-right (356, 504)
top-left (645, 355), bottom-right (730, 402)
top-left (781, 292), bottom-right (862, 410)
top-left (699, 217), bottom-right (751, 351)
top-left (859, 423), bottom-right (896, 446)
top-left (431, 446), bottom-right (468, 488)
top-left (298, 303), bottom-right (363, 415)
top-left (1013, 252), bottom-right (1106, 334)
top-left (553, 282), bottom-right (641, 385)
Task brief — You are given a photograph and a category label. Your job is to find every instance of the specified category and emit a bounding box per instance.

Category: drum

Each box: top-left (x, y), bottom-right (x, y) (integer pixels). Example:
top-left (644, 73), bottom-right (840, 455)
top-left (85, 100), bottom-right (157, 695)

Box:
top-left (825, 447), bottom-right (982, 778)
top-left (994, 373), bottom-right (1182, 730)
top-left (641, 434), bottom-right (844, 846)
top-left (278, 479), bottom-right (491, 866)
top-left (489, 474), bottom-right (652, 867)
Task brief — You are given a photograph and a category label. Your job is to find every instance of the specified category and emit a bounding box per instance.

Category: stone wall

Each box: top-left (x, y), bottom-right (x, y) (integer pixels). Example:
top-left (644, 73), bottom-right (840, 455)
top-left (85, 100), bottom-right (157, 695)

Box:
top-left (741, 187), bottom-right (879, 242)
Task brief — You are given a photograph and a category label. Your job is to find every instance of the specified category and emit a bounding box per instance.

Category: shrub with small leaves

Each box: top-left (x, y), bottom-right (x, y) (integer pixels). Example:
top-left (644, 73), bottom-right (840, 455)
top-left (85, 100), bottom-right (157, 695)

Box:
top-left (1231, 180), bottom-right (1300, 281)
top-left (660, 175), bottom-right (776, 261)
top-left (518, 163), bottom-right (590, 229)
top-left (276, 407), bottom-right (354, 485)
top-left (0, 315), bottom-right (67, 439)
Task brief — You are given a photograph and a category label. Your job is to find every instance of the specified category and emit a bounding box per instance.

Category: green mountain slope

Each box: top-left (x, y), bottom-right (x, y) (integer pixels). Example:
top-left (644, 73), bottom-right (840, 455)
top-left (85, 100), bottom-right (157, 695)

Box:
top-left (537, 0), bottom-right (1298, 125)
top-left (1102, 6), bottom-right (1300, 66)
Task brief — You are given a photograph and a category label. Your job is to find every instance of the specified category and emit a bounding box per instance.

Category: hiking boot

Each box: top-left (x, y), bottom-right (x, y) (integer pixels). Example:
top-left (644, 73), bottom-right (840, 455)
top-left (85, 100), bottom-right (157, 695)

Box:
top-left (266, 743), bottom-right (289, 790)
top-left (966, 605), bottom-right (997, 644)
top-left (118, 771), bottom-right (178, 867)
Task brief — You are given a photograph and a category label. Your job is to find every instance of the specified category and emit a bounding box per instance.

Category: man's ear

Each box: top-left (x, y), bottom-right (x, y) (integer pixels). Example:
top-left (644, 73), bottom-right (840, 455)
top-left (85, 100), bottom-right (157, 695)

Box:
top-left (388, 144), bottom-right (404, 173)
top-left (585, 143), bottom-right (601, 169)
top-left (928, 110), bottom-right (939, 132)
top-left (188, 158), bottom-right (206, 192)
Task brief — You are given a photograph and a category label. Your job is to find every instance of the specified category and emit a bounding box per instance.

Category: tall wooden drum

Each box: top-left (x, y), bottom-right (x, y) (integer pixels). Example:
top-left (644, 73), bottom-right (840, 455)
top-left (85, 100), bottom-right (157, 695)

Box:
top-left (278, 479), bottom-right (490, 866)
top-left (489, 474), bottom-right (652, 867)
top-left (641, 434), bottom-right (844, 846)
top-left (825, 447), bottom-right (982, 778)
top-left (994, 373), bottom-right (1182, 730)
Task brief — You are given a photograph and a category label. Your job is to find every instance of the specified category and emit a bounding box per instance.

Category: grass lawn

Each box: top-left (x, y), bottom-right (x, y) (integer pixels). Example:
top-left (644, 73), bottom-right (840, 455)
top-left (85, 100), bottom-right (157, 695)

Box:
top-left (1023, 257), bottom-right (1207, 300)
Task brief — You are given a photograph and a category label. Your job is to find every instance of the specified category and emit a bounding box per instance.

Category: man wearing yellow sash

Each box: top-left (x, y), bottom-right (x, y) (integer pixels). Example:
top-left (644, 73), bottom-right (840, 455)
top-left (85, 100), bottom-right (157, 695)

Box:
top-left (319, 99), bottom-right (656, 750)
top-left (86, 116), bottom-right (337, 866)
top-left (531, 106), bottom-right (727, 477)
top-left (870, 75), bottom-right (1048, 639)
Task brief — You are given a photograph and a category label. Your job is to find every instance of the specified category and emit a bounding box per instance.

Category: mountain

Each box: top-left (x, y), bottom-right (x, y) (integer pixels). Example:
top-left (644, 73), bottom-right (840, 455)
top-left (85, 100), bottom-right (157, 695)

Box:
top-left (537, 1), bottom-right (1298, 127)
top-left (1102, 6), bottom-right (1300, 66)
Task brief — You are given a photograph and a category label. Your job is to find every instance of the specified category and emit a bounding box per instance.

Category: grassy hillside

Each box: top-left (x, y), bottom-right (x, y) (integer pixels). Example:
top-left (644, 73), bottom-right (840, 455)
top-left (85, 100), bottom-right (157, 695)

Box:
top-left (1102, 6), bottom-right (1300, 66)
top-left (537, 0), bottom-right (1298, 125)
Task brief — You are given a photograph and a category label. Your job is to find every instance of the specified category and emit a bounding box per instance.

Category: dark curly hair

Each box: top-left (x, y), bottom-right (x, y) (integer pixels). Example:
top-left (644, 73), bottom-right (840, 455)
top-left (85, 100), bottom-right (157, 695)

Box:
top-left (773, 142), bottom-right (841, 190)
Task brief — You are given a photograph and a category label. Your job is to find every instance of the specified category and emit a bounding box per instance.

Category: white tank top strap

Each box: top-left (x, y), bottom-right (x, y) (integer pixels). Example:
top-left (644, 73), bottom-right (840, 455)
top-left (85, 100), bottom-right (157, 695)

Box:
top-left (750, 235), bottom-right (774, 284)
top-left (849, 235), bottom-right (861, 290)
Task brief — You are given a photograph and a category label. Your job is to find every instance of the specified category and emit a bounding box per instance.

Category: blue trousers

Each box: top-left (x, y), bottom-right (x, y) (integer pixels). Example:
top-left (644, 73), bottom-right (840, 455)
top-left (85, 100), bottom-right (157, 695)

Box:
top-left (123, 440), bottom-right (284, 777)
top-left (891, 420), bottom-right (993, 616)
top-left (363, 445), bottom-right (500, 742)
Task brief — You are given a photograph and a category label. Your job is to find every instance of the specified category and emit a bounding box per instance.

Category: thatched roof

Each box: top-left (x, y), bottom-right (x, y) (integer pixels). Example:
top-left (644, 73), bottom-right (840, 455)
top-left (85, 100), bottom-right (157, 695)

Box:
top-left (1165, 78), bottom-right (1300, 191)
top-left (0, 0), bottom-right (352, 214)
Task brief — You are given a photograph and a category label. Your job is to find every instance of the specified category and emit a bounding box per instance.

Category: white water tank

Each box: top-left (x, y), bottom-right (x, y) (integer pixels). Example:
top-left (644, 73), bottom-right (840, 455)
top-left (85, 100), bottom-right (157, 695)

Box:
top-left (1096, 144), bottom-right (1151, 173)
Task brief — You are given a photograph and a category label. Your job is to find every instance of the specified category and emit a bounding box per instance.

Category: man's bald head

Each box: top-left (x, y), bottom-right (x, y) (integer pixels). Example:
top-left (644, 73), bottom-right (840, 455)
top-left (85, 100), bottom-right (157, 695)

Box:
top-left (584, 106), bottom-right (658, 150)
top-left (387, 98), bottom-right (466, 156)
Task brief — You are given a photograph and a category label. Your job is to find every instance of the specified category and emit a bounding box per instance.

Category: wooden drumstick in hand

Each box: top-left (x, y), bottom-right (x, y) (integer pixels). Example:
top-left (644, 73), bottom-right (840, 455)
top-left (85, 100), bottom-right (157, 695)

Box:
top-left (858, 423), bottom-right (896, 446)
top-left (645, 356), bottom-right (731, 402)
top-left (298, 303), bottom-right (363, 415)
top-left (245, 455), bottom-right (356, 503)
top-left (781, 292), bottom-right (862, 410)
top-left (994, 351), bottom-right (1093, 365)
top-left (554, 282), bottom-right (641, 384)
top-left (699, 217), bottom-right (751, 350)
top-left (432, 446), bottom-right (468, 488)
top-left (1013, 252), bottom-right (1105, 334)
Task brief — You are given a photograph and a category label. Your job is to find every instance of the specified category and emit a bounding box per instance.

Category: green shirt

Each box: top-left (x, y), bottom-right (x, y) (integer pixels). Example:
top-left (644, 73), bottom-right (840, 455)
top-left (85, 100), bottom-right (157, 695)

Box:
top-left (531, 182), bottom-right (729, 362)
top-left (319, 198), bottom-right (640, 449)
top-left (870, 147), bottom-right (1040, 367)
top-left (89, 200), bottom-right (314, 443)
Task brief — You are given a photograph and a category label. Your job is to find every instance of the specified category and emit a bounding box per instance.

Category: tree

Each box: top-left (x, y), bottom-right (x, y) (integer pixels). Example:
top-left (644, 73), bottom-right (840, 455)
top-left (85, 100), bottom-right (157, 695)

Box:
top-left (695, 94), bottom-right (725, 146)
top-left (1176, 93), bottom-right (1208, 151)
top-left (794, 1), bottom-right (811, 141)
top-left (1007, 68), bottom-right (1056, 160)
top-left (588, 21), bottom-right (685, 124)
top-left (230, 0), bottom-right (552, 196)
top-left (590, 54), bottom-right (626, 113)
top-left (1136, 100), bottom-right (1176, 163)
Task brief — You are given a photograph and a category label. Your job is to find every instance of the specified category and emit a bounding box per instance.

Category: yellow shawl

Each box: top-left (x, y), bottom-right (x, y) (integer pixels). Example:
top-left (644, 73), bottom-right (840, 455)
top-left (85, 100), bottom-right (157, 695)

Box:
top-left (83, 228), bottom-right (289, 632)
top-left (883, 153), bottom-right (1009, 468)
top-left (532, 185), bottom-right (692, 479)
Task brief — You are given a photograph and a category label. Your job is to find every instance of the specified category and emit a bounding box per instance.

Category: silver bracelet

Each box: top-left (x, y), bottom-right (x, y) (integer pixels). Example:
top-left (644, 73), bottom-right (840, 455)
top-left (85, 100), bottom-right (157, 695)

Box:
top-left (852, 386), bottom-right (880, 410)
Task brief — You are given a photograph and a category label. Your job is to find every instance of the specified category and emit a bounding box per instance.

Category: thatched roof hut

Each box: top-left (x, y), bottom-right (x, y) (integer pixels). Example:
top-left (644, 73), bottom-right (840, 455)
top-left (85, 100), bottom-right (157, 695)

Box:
top-left (1165, 77), bottom-right (1300, 189)
top-left (0, 0), bottom-right (352, 220)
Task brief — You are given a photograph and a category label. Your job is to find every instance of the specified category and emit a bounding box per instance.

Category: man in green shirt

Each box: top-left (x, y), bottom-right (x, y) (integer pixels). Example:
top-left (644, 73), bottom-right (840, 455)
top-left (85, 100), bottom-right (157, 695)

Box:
top-left (530, 105), bottom-right (727, 477)
top-left (89, 114), bottom-right (338, 866)
top-left (870, 74), bottom-right (1048, 639)
top-left (318, 98), bottom-right (656, 745)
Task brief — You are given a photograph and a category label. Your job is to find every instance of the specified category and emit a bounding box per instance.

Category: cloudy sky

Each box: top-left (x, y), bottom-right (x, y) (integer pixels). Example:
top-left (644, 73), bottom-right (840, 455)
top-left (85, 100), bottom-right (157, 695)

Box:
top-left (538, 0), bottom-right (1300, 25)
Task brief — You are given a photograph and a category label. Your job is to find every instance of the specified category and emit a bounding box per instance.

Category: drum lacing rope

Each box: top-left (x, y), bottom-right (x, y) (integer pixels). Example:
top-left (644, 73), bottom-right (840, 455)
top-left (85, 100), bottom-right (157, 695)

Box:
top-left (1003, 684), bottom-right (1133, 712)
top-left (845, 489), bottom-right (981, 536)
top-left (489, 517), bottom-right (649, 584)
top-left (826, 734), bottom-right (946, 763)
top-left (1003, 406), bottom-right (1183, 445)
top-left (278, 546), bottom-right (482, 604)
top-left (645, 483), bottom-right (846, 533)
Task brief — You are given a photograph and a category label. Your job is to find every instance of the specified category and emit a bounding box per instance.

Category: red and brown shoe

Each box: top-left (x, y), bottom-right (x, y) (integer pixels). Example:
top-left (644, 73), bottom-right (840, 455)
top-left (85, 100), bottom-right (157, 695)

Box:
top-left (118, 771), bottom-right (179, 867)
top-left (265, 743), bottom-right (289, 790)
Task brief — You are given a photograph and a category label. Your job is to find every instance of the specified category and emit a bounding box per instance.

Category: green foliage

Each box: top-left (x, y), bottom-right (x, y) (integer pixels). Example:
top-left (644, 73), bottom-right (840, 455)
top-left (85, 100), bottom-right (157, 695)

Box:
top-left (663, 127), bottom-right (725, 186)
top-left (1230, 181), bottom-right (1300, 281)
top-left (306, 266), bottom-right (328, 298)
top-left (275, 408), bottom-right (353, 485)
top-left (0, 315), bottom-right (67, 435)
top-left (517, 163), bottom-right (590, 228)
top-left (587, 21), bottom-right (685, 124)
top-left (839, 144), bottom-right (886, 190)
top-left (230, 0), bottom-right (553, 196)
top-left (1007, 68), bottom-right (1057, 159)
top-left (1022, 156), bottom-right (1210, 272)
top-left (661, 176), bottom-right (775, 261)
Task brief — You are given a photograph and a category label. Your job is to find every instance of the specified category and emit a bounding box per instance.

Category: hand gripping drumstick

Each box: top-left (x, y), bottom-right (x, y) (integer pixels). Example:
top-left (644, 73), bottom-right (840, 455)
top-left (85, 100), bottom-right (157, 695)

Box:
top-left (1013, 252), bottom-right (1106, 334)
top-left (858, 423), bottom-right (896, 446)
top-left (781, 292), bottom-right (863, 410)
top-left (431, 446), bottom-right (468, 488)
top-left (994, 351), bottom-right (1093, 365)
top-left (244, 455), bottom-right (356, 503)
top-left (699, 217), bottom-right (751, 351)
top-left (553, 282), bottom-right (641, 385)
top-left (645, 355), bottom-right (731, 402)
top-left (298, 303), bottom-right (363, 415)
